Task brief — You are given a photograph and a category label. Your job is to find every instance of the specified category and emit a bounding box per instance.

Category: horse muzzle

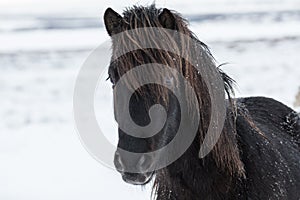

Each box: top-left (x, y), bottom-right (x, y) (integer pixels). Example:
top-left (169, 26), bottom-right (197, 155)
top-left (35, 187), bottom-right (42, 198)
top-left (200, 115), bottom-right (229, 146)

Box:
top-left (121, 171), bottom-right (154, 185)
top-left (114, 151), bottom-right (155, 185)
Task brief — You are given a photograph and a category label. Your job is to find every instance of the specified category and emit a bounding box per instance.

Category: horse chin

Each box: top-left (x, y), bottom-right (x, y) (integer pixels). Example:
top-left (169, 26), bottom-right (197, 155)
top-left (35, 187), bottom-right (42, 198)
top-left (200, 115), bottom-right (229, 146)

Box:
top-left (121, 172), bottom-right (154, 185)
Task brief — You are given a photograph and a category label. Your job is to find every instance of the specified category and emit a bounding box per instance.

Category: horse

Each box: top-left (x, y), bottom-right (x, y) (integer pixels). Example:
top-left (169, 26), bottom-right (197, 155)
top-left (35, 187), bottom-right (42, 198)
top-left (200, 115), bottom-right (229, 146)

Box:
top-left (103, 5), bottom-right (300, 200)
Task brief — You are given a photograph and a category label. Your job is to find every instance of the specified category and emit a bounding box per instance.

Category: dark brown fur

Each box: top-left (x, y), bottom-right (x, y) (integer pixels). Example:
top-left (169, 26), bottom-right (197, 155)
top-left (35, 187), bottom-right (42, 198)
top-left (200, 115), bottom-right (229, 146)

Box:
top-left (107, 5), bottom-right (244, 176)
top-left (105, 5), bottom-right (300, 200)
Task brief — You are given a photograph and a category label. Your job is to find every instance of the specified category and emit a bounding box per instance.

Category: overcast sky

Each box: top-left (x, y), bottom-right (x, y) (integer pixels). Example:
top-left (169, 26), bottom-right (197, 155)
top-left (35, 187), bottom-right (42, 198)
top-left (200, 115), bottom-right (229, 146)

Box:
top-left (1, 0), bottom-right (299, 16)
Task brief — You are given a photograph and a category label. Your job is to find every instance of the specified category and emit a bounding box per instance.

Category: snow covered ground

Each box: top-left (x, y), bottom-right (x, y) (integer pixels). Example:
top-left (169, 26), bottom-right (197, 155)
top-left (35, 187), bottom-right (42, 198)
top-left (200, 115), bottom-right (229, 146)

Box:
top-left (0, 0), bottom-right (300, 199)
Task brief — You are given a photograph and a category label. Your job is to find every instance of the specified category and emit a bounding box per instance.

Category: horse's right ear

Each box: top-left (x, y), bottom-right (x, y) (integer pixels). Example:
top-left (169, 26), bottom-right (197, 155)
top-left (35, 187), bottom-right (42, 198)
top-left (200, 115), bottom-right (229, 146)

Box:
top-left (104, 8), bottom-right (123, 36)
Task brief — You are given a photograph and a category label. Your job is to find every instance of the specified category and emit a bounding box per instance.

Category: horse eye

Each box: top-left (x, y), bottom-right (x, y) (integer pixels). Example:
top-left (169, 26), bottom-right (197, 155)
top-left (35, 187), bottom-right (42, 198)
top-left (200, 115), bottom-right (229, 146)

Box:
top-left (108, 64), bottom-right (119, 82)
top-left (109, 76), bottom-right (116, 89)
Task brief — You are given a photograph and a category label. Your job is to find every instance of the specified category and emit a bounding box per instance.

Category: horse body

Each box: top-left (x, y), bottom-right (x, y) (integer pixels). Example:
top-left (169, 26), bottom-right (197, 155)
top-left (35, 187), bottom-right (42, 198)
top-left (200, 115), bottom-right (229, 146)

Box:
top-left (103, 5), bottom-right (300, 199)
top-left (236, 97), bottom-right (300, 199)
top-left (154, 97), bottom-right (300, 200)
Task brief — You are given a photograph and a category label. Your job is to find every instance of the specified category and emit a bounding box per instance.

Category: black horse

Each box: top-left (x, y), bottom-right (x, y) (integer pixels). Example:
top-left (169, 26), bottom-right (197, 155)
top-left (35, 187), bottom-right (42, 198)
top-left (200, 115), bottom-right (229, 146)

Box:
top-left (103, 5), bottom-right (300, 200)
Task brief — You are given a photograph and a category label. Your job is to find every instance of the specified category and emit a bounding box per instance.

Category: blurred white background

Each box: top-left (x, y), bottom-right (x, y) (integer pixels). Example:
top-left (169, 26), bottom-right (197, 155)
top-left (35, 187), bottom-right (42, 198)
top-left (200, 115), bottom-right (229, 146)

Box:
top-left (0, 0), bottom-right (300, 199)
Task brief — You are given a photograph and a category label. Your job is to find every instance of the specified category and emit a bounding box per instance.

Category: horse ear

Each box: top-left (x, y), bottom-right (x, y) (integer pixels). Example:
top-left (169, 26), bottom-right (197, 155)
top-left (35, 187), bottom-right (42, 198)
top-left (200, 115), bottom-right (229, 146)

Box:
top-left (104, 8), bottom-right (123, 36)
top-left (158, 8), bottom-right (176, 29)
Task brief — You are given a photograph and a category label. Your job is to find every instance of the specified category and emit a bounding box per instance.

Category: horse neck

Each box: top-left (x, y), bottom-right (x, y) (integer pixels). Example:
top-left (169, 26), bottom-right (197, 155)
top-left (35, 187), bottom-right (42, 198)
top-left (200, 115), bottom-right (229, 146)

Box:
top-left (153, 108), bottom-right (245, 200)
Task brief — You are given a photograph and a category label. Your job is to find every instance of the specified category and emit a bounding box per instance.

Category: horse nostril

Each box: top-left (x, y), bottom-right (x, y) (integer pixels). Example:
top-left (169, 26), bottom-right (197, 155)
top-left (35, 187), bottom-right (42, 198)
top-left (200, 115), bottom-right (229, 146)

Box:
top-left (138, 154), bottom-right (153, 173)
top-left (114, 151), bottom-right (124, 172)
top-left (114, 152), bottom-right (154, 173)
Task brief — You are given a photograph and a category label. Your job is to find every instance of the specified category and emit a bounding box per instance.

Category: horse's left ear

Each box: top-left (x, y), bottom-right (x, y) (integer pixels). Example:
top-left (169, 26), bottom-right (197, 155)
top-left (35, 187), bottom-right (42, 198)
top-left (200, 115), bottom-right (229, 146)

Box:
top-left (104, 8), bottom-right (123, 36)
top-left (158, 8), bottom-right (176, 30)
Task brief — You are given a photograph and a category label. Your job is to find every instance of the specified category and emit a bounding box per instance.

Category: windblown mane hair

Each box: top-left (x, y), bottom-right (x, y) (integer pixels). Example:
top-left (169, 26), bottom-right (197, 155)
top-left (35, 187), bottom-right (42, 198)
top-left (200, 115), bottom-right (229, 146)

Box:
top-left (107, 4), bottom-right (245, 199)
top-left (109, 4), bottom-right (244, 174)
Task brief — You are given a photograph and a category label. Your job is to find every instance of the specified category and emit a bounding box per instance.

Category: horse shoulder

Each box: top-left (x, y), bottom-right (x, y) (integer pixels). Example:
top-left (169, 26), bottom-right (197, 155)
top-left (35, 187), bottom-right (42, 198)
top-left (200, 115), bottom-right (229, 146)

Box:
top-left (234, 96), bottom-right (300, 199)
